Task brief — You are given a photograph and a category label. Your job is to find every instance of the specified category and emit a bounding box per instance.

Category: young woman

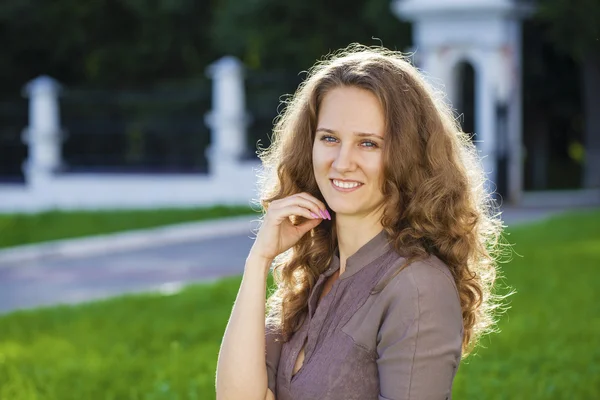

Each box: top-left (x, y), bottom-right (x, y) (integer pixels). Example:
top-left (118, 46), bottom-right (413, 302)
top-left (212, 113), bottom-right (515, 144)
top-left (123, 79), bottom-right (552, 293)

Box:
top-left (216, 44), bottom-right (504, 400)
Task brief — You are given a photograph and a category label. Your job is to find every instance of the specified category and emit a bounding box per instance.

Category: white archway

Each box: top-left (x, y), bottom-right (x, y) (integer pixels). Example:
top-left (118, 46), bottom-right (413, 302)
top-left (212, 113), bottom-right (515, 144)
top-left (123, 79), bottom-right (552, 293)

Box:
top-left (392, 0), bottom-right (534, 204)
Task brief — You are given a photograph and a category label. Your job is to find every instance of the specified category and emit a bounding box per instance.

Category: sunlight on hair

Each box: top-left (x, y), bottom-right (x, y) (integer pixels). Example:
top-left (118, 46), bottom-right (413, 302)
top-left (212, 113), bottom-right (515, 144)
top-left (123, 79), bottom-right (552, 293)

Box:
top-left (258, 43), bottom-right (513, 358)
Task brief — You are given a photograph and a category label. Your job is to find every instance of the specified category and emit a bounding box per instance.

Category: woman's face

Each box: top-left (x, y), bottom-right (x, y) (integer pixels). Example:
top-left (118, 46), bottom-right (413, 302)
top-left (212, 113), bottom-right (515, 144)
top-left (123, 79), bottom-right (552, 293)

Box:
top-left (312, 86), bottom-right (386, 218)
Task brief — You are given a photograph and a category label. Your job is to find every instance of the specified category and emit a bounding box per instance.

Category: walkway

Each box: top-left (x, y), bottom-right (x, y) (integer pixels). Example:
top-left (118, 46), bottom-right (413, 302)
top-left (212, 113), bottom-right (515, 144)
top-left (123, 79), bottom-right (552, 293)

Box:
top-left (0, 206), bottom-right (586, 314)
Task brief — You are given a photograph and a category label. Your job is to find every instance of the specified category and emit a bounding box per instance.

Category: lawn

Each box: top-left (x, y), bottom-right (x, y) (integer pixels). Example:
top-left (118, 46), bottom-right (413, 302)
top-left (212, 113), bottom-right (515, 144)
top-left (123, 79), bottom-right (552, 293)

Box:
top-left (0, 209), bottom-right (598, 399)
top-left (452, 208), bottom-right (600, 399)
top-left (0, 205), bottom-right (255, 249)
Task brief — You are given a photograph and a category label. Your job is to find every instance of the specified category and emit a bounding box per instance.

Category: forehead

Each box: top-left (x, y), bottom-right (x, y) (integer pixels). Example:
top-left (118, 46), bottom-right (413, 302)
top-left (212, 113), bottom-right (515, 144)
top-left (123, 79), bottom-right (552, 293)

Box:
top-left (317, 86), bottom-right (385, 135)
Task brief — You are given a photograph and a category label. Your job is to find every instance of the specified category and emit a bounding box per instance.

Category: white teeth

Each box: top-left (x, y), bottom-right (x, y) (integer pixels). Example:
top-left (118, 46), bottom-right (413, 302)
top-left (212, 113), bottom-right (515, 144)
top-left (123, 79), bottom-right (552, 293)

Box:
top-left (333, 179), bottom-right (361, 189)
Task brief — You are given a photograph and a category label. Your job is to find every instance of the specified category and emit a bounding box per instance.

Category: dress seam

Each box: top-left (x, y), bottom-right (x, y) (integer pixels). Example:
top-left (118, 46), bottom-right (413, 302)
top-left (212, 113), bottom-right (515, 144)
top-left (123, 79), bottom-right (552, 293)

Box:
top-left (340, 328), bottom-right (378, 360)
top-left (421, 260), bottom-right (462, 306)
top-left (407, 268), bottom-right (420, 398)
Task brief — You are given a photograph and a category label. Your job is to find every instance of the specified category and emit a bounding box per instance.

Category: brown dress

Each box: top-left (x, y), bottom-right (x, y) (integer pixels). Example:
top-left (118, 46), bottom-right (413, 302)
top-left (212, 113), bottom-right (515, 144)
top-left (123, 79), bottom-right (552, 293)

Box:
top-left (265, 229), bottom-right (464, 400)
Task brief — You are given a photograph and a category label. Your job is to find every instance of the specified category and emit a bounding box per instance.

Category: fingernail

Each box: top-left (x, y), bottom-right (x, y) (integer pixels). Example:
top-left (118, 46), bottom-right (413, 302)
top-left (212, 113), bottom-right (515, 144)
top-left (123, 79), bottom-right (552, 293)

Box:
top-left (325, 210), bottom-right (332, 220)
top-left (310, 212), bottom-right (320, 219)
top-left (319, 210), bottom-right (327, 219)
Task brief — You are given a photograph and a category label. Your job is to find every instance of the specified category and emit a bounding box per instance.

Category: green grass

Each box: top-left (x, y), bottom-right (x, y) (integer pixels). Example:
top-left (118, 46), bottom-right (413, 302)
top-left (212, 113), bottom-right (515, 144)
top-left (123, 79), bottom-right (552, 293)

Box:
top-left (0, 205), bottom-right (256, 249)
top-left (453, 209), bottom-right (600, 399)
top-left (0, 209), bottom-right (598, 399)
top-left (0, 276), bottom-right (251, 400)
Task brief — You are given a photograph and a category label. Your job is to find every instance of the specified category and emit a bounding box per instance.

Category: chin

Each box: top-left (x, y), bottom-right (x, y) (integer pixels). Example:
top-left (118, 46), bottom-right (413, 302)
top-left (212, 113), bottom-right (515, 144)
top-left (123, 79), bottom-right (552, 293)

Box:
top-left (326, 202), bottom-right (362, 216)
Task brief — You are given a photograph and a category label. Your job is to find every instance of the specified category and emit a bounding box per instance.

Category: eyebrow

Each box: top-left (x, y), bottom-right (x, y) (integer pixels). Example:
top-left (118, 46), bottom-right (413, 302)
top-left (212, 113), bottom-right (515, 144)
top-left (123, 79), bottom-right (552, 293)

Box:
top-left (315, 128), bottom-right (384, 140)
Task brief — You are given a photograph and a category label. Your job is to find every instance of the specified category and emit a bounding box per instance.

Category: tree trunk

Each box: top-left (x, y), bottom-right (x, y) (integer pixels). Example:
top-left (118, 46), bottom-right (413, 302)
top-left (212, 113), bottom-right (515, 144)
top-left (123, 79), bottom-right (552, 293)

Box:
top-left (582, 52), bottom-right (600, 188)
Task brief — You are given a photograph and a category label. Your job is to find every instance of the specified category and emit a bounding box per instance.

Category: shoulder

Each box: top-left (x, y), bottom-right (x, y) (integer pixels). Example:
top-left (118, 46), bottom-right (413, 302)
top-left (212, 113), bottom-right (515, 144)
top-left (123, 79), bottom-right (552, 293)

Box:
top-left (377, 254), bottom-right (461, 318)
top-left (374, 256), bottom-right (464, 400)
top-left (341, 253), bottom-right (462, 353)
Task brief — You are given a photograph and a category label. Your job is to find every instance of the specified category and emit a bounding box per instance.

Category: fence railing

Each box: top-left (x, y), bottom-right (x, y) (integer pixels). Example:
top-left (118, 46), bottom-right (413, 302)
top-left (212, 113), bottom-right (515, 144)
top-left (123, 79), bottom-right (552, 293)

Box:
top-left (60, 86), bottom-right (212, 174)
top-left (0, 97), bottom-right (28, 183)
top-left (0, 57), bottom-right (303, 182)
top-left (0, 56), bottom-right (302, 212)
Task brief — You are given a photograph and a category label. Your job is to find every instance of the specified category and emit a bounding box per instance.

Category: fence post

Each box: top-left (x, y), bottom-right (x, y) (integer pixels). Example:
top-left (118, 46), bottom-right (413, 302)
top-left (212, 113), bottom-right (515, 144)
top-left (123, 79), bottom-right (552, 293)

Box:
top-left (21, 75), bottom-right (64, 184)
top-left (205, 56), bottom-right (250, 177)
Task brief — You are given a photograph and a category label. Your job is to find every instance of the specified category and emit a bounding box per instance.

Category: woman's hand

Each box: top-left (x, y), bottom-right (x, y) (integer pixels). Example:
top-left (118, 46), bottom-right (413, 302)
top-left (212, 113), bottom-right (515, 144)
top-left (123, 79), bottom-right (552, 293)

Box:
top-left (249, 193), bottom-right (331, 264)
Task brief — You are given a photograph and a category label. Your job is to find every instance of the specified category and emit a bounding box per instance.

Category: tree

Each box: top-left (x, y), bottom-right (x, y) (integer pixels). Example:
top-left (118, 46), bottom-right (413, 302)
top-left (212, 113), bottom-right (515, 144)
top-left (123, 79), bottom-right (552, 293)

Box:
top-left (209, 0), bottom-right (412, 155)
top-left (0, 0), bottom-right (216, 91)
top-left (538, 0), bottom-right (600, 188)
top-left (210, 0), bottom-right (411, 70)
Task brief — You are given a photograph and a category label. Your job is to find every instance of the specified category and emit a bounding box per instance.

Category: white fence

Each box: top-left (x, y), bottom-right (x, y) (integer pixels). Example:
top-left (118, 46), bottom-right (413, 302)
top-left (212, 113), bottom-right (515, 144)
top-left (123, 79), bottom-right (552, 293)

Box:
top-left (2, 54), bottom-right (598, 213)
top-left (0, 56), bottom-right (262, 213)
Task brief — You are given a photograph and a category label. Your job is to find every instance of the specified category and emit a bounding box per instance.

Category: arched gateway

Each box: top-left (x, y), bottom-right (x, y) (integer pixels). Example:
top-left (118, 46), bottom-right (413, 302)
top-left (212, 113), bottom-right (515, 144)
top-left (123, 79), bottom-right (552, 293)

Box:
top-left (392, 0), bottom-right (533, 204)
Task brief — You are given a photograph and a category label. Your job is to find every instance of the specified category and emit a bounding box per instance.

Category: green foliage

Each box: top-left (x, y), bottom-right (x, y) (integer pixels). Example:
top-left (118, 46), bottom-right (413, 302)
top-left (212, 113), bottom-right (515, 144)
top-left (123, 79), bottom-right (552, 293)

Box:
top-left (0, 0), bottom-right (410, 93)
top-left (537, 0), bottom-right (600, 60)
top-left (0, 0), bottom-right (597, 94)
top-left (211, 0), bottom-right (411, 70)
top-left (0, 205), bottom-right (256, 249)
top-left (0, 0), bottom-right (216, 91)
top-left (210, 0), bottom-right (412, 159)
top-left (0, 0), bottom-right (413, 173)
top-left (0, 210), bottom-right (599, 399)
top-left (520, 17), bottom-right (587, 190)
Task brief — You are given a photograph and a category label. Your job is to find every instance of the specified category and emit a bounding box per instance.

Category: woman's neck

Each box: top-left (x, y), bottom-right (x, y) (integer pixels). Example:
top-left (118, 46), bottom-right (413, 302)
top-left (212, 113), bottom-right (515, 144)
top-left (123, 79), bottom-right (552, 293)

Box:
top-left (335, 215), bottom-right (384, 275)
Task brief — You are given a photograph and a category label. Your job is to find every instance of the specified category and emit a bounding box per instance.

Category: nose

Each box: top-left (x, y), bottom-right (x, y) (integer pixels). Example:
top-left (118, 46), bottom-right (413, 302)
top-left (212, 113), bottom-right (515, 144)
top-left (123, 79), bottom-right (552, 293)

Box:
top-left (332, 143), bottom-right (355, 173)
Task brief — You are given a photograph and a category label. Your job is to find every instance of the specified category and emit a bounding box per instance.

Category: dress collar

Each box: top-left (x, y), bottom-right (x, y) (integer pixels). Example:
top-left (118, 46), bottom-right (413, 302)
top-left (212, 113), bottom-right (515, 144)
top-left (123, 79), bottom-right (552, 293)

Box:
top-left (324, 229), bottom-right (392, 280)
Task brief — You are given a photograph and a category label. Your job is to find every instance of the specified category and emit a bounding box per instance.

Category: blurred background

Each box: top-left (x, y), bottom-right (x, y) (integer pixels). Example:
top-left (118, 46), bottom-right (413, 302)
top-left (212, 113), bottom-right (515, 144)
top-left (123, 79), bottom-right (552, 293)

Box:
top-left (0, 0), bottom-right (598, 399)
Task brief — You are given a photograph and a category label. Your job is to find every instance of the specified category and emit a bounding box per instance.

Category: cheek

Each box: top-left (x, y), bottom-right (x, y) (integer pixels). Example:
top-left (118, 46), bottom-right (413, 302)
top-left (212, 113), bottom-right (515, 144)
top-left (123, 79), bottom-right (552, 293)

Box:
top-left (365, 158), bottom-right (385, 188)
top-left (312, 147), bottom-right (331, 173)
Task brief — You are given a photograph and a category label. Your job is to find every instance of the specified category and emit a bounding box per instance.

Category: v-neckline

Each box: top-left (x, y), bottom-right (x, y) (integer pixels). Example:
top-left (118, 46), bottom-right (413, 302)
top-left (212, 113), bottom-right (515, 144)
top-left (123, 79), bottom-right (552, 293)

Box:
top-left (318, 270), bottom-right (340, 306)
top-left (290, 273), bottom-right (341, 382)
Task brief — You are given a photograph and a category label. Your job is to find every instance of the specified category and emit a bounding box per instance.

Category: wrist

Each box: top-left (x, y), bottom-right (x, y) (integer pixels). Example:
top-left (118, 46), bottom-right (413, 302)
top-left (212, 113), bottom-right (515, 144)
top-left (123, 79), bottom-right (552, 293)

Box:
top-left (245, 253), bottom-right (273, 276)
top-left (247, 247), bottom-right (274, 266)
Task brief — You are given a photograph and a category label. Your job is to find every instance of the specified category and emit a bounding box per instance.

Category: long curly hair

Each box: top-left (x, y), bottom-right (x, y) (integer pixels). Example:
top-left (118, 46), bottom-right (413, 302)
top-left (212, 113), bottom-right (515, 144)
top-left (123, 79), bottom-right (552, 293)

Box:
top-left (257, 44), bottom-right (507, 357)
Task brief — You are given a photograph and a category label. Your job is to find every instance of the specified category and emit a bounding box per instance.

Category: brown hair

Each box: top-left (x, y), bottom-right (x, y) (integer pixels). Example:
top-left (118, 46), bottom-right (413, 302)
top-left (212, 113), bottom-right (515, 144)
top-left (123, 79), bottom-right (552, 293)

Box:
top-left (257, 44), bottom-right (507, 357)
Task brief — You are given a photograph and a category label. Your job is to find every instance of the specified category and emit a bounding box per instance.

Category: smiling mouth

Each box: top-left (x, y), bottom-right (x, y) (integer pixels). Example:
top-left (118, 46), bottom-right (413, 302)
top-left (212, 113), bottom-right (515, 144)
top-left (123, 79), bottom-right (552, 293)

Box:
top-left (330, 179), bottom-right (364, 191)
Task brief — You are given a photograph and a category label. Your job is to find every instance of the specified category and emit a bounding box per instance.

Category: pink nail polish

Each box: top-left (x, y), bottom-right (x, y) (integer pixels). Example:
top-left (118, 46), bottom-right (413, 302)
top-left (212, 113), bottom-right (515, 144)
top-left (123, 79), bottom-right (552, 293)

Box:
top-left (319, 210), bottom-right (327, 219)
top-left (325, 210), bottom-right (332, 220)
top-left (310, 212), bottom-right (319, 219)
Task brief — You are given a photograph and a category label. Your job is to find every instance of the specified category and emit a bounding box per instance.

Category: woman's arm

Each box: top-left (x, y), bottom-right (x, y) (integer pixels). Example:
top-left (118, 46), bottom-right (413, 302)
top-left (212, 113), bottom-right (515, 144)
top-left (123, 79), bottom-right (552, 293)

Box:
top-left (216, 192), bottom-right (327, 400)
top-left (216, 254), bottom-right (274, 400)
top-left (376, 263), bottom-right (463, 400)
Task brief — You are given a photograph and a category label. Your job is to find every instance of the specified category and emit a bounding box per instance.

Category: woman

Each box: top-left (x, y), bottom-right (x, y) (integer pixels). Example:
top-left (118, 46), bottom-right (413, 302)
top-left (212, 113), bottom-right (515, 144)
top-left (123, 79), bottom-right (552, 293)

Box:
top-left (216, 44), bottom-right (504, 400)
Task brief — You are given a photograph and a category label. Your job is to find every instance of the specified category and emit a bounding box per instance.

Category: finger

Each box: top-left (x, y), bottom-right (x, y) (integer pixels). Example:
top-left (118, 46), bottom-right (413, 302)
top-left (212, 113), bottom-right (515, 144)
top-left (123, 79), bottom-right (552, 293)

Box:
top-left (293, 193), bottom-right (329, 216)
top-left (271, 204), bottom-right (320, 222)
top-left (271, 193), bottom-right (325, 212)
top-left (275, 196), bottom-right (326, 220)
top-left (289, 193), bottom-right (329, 219)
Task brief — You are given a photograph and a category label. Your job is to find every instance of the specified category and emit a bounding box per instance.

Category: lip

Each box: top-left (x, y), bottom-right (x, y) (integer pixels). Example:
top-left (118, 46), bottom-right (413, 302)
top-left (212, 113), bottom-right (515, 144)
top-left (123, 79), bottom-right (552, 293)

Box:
top-left (330, 179), bottom-right (363, 193)
top-left (329, 178), bottom-right (363, 183)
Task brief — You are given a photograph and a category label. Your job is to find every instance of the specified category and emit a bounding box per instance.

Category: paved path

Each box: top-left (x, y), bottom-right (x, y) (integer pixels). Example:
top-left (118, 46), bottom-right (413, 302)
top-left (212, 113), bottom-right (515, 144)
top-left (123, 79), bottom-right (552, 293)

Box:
top-left (0, 234), bottom-right (254, 314)
top-left (0, 206), bottom-right (590, 315)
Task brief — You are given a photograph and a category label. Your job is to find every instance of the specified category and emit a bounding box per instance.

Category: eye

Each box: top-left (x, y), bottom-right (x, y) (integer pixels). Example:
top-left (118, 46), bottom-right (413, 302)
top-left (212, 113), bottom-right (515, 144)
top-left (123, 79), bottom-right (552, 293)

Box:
top-left (319, 135), bottom-right (379, 148)
top-left (320, 135), bottom-right (338, 143)
top-left (361, 141), bottom-right (378, 148)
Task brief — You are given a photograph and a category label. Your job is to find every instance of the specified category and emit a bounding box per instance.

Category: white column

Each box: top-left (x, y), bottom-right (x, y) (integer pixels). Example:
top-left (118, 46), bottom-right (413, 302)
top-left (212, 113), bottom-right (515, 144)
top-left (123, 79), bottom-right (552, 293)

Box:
top-left (478, 54), bottom-right (498, 191)
top-left (506, 20), bottom-right (524, 204)
top-left (21, 76), bottom-right (64, 184)
top-left (421, 47), bottom-right (454, 101)
top-left (205, 56), bottom-right (250, 177)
